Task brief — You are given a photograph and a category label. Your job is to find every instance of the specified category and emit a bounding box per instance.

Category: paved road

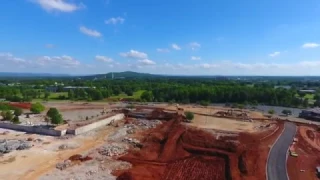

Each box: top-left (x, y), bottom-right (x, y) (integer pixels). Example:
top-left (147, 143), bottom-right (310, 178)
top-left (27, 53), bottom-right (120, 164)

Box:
top-left (267, 122), bottom-right (297, 180)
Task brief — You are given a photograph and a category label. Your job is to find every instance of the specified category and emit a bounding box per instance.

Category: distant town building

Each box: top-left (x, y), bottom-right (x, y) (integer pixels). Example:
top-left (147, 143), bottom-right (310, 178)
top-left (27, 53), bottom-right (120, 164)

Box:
top-left (63, 86), bottom-right (95, 91)
top-left (299, 89), bottom-right (316, 94)
top-left (274, 85), bottom-right (291, 90)
top-left (46, 86), bottom-right (95, 92)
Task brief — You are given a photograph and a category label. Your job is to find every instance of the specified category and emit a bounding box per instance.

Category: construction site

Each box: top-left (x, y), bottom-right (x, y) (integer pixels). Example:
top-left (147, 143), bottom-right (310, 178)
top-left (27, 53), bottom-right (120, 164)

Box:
top-left (0, 102), bottom-right (319, 180)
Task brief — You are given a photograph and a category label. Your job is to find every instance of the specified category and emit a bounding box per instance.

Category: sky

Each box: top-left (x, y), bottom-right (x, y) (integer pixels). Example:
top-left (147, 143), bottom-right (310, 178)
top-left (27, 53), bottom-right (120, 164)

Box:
top-left (1, 0), bottom-right (320, 75)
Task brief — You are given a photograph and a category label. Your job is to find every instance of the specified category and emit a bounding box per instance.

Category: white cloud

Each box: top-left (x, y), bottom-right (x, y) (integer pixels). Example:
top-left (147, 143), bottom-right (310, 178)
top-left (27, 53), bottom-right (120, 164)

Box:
top-left (191, 56), bottom-right (201, 60)
top-left (189, 42), bottom-right (201, 50)
top-left (37, 55), bottom-right (80, 68)
top-left (0, 53), bottom-right (27, 63)
top-left (138, 59), bottom-right (156, 65)
top-left (79, 26), bottom-right (102, 37)
top-left (105, 17), bottom-right (125, 25)
top-left (302, 43), bottom-right (319, 49)
top-left (171, 44), bottom-right (181, 50)
top-left (95, 55), bottom-right (113, 62)
top-left (120, 50), bottom-right (148, 59)
top-left (157, 48), bottom-right (170, 53)
top-left (33, 0), bottom-right (84, 13)
top-left (269, 52), bottom-right (280, 57)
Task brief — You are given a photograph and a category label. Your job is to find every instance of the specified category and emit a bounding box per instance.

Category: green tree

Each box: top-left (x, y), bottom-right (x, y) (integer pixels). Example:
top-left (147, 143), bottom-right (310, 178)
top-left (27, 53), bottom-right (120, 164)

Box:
top-left (185, 111), bottom-right (194, 122)
top-left (4, 111), bottom-right (13, 121)
top-left (46, 107), bottom-right (63, 124)
top-left (141, 91), bottom-right (153, 102)
top-left (282, 109), bottom-right (292, 115)
top-left (13, 108), bottom-right (23, 116)
top-left (30, 102), bottom-right (45, 114)
top-left (46, 108), bottom-right (59, 118)
top-left (51, 113), bottom-right (63, 125)
top-left (44, 91), bottom-right (50, 100)
top-left (12, 116), bottom-right (20, 124)
top-left (268, 109), bottom-right (275, 115)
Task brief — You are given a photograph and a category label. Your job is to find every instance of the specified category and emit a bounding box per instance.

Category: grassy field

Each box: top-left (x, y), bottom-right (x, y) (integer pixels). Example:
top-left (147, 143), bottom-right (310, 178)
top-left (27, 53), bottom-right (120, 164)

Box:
top-left (109, 90), bottom-right (145, 100)
top-left (295, 93), bottom-right (315, 105)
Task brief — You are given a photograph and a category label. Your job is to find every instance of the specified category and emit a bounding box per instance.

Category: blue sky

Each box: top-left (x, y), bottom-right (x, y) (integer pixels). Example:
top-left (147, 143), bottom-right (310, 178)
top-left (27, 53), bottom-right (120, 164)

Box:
top-left (1, 0), bottom-right (320, 75)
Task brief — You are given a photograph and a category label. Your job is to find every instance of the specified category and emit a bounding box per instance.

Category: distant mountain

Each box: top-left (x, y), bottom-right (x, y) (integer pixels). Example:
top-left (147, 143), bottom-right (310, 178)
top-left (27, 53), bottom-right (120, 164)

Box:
top-left (85, 71), bottom-right (163, 79)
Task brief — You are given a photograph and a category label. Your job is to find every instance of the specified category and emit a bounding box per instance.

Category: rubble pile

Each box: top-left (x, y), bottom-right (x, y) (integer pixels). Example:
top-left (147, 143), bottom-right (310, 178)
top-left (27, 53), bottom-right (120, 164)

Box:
top-left (56, 160), bottom-right (72, 170)
top-left (98, 143), bottom-right (128, 157)
top-left (0, 139), bottom-right (32, 154)
top-left (122, 137), bottom-right (142, 148)
top-left (134, 119), bottom-right (162, 129)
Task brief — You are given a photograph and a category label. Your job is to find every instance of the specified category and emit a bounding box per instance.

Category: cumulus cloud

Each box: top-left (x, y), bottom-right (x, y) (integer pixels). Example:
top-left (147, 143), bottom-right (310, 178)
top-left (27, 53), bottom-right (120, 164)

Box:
top-left (157, 48), bottom-right (170, 53)
top-left (120, 50), bottom-right (148, 59)
top-left (302, 43), bottom-right (319, 49)
top-left (32, 0), bottom-right (84, 13)
top-left (95, 55), bottom-right (113, 62)
top-left (138, 59), bottom-right (156, 65)
top-left (37, 55), bottom-right (80, 68)
top-left (105, 17), bottom-right (125, 25)
top-left (191, 56), bottom-right (201, 60)
top-left (189, 42), bottom-right (201, 50)
top-left (269, 52), bottom-right (280, 57)
top-left (0, 53), bottom-right (27, 63)
top-left (79, 26), bottom-right (102, 37)
top-left (171, 44), bottom-right (181, 50)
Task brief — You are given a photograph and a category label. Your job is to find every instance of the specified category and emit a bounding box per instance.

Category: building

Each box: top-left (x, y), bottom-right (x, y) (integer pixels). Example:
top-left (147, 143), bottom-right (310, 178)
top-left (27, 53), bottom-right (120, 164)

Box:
top-left (62, 86), bottom-right (95, 91)
top-left (46, 86), bottom-right (95, 92)
top-left (274, 85), bottom-right (291, 90)
top-left (299, 108), bottom-right (320, 121)
top-left (299, 89), bottom-right (316, 94)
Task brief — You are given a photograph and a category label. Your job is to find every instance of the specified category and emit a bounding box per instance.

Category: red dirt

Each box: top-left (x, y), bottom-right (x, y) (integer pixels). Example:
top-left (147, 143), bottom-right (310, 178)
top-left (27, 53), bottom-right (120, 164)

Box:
top-left (8, 102), bottom-right (31, 109)
top-left (69, 154), bottom-right (92, 162)
top-left (116, 114), bottom-right (283, 180)
top-left (306, 130), bottom-right (315, 141)
top-left (162, 156), bottom-right (226, 180)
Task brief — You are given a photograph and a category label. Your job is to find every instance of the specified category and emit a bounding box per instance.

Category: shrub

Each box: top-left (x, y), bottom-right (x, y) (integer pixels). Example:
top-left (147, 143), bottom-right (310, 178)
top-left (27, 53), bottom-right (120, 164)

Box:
top-left (185, 111), bottom-right (194, 122)
top-left (51, 113), bottom-right (63, 125)
top-left (282, 109), bottom-right (292, 115)
top-left (46, 108), bottom-right (59, 118)
top-left (46, 108), bottom-right (63, 125)
top-left (268, 109), bottom-right (275, 115)
top-left (12, 116), bottom-right (20, 124)
top-left (13, 108), bottom-right (23, 116)
top-left (30, 102), bottom-right (45, 114)
top-left (4, 111), bottom-right (13, 121)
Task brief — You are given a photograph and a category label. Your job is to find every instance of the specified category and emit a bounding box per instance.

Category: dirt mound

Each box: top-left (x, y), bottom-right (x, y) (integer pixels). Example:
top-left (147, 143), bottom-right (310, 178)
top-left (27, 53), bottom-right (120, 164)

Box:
top-left (162, 156), bottom-right (227, 180)
top-left (69, 154), bottom-right (92, 162)
top-left (306, 130), bottom-right (315, 141)
top-left (117, 116), bottom-right (282, 180)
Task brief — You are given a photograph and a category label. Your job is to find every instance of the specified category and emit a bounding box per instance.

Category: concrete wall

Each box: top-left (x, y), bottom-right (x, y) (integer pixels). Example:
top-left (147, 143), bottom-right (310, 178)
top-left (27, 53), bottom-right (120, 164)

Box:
top-left (71, 113), bottom-right (124, 135)
top-left (0, 123), bottom-right (67, 136)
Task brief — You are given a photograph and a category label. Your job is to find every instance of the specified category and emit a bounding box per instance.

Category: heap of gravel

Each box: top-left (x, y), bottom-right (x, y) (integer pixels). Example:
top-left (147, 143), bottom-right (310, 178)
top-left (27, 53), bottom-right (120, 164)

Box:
top-left (0, 139), bottom-right (32, 154)
top-left (134, 119), bottom-right (162, 129)
top-left (98, 143), bottom-right (129, 157)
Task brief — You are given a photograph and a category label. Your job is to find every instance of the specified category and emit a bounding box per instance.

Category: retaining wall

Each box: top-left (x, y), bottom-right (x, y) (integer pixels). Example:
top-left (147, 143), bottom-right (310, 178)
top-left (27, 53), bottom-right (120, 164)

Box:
top-left (70, 113), bottom-right (125, 135)
top-left (0, 123), bottom-right (67, 136)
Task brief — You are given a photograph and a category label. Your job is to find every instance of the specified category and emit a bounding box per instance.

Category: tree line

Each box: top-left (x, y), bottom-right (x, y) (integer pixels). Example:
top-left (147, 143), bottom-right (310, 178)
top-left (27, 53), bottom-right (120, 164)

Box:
top-left (0, 79), bottom-right (317, 108)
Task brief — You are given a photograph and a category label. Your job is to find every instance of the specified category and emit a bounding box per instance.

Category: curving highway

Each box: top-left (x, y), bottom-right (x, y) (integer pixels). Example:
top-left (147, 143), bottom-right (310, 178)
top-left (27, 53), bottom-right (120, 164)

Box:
top-left (267, 122), bottom-right (297, 180)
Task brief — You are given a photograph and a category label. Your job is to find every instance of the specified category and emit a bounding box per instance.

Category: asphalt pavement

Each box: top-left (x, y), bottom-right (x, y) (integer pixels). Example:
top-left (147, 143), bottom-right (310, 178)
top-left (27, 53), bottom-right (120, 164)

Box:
top-left (267, 122), bottom-right (297, 180)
